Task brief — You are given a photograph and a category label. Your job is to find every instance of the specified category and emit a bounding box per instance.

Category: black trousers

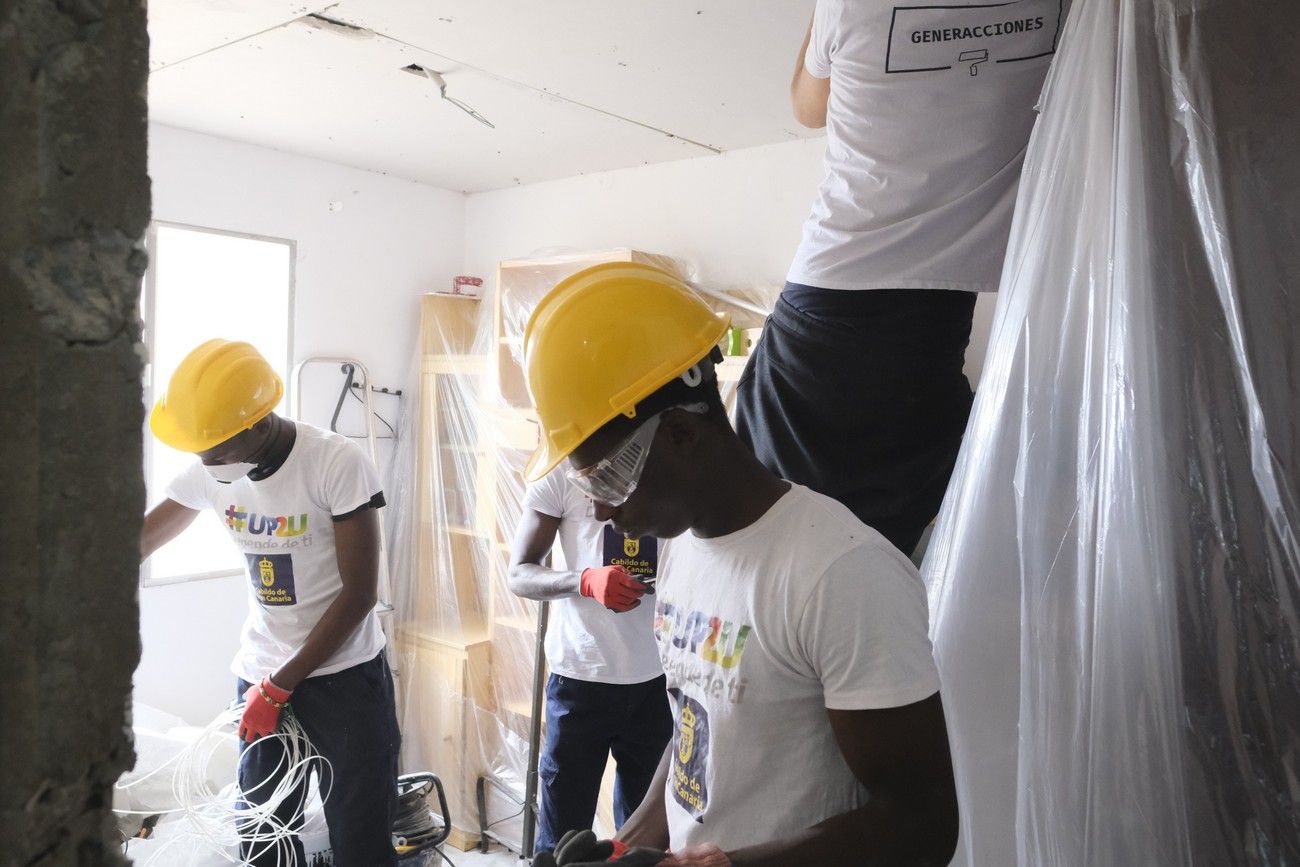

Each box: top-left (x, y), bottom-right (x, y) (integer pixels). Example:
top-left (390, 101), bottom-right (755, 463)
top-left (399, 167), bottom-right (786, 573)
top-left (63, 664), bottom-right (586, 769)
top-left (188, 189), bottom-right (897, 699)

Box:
top-left (735, 285), bottom-right (978, 555)
top-left (236, 652), bottom-right (400, 867)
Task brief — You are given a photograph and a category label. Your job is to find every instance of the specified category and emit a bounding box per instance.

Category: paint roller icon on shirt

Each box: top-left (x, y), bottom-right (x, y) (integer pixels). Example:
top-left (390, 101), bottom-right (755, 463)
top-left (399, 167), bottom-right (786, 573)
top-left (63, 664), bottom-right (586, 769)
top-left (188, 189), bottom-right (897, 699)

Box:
top-left (959, 49), bottom-right (989, 76)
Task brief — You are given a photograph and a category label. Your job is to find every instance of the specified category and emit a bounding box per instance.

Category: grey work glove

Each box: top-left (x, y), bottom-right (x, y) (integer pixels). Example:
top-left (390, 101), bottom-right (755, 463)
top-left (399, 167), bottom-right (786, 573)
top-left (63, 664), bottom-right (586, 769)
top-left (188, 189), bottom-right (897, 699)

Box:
top-left (532, 829), bottom-right (669, 867)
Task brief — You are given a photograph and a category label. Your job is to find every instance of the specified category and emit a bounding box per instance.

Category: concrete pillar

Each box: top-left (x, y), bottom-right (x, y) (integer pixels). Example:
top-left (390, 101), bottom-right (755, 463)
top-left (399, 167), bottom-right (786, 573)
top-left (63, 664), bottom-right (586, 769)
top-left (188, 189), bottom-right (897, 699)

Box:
top-left (0, 0), bottom-right (150, 863)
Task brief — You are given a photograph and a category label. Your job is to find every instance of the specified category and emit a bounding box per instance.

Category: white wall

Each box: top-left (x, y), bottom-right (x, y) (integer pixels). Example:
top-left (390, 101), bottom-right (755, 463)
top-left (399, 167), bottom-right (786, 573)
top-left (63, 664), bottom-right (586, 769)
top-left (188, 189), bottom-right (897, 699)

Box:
top-left (464, 137), bottom-right (997, 383)
top-left (138, 125), bottom-right (465, 724)
top-left (150, 123), bottom-right (465, 414)
top-left (465, 138), bottom-right (823, 301)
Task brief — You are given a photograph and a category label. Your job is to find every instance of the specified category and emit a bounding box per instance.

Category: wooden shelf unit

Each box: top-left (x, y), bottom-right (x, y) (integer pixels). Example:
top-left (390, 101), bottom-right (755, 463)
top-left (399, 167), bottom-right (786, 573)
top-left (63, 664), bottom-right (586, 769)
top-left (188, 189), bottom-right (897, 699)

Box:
top-left (400, 292), bottom-right (494, 849)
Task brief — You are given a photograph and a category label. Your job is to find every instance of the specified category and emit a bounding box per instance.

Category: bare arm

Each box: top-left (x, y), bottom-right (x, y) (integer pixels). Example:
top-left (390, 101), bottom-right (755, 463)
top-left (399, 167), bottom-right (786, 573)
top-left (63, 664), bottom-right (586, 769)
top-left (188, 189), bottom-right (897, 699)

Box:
top-left (718, 693), bottom-right (958, 867)
top-left (615, 744), bottom-right (672, 850)
top-left (140, 498), bottom-right (200, 559)
top-left (791, 13), bottom-right (831, 128)
top-left (507, 508), bottom-right (582, 601)
top-left (271, 508), bottom-right (381, 690)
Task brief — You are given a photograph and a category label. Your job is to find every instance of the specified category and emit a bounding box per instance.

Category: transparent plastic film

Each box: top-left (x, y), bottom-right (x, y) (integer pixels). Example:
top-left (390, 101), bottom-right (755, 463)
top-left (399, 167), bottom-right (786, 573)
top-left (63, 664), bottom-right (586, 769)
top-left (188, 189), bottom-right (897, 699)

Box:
top-left (385, 249), bottom-right (775, 848)
top-left (384, 286), bottom-right (510, 845)
top-left (923, 0), bottom-right (1300, 864)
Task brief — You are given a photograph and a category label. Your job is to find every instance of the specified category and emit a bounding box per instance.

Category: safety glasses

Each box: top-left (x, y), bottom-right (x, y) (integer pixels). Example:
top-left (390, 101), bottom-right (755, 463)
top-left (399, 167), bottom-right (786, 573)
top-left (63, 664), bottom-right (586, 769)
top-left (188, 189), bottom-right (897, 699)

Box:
top-left (567, 403), bottom-right (708, 506)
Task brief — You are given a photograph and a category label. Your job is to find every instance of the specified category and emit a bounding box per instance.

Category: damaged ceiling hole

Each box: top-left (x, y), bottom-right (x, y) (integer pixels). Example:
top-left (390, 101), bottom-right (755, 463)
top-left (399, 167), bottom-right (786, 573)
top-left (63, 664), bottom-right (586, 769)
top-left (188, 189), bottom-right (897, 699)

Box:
top-left (401, 63), bottom-right (495, 128)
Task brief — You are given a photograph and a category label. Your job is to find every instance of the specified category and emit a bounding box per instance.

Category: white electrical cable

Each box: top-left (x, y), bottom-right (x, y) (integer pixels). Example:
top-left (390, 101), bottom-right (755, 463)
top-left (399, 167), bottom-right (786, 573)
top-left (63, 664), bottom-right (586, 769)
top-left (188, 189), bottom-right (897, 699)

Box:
top-left (115, 705), bottom-right (332, 867)
top-left (419, 68), bottom-right (496, 128)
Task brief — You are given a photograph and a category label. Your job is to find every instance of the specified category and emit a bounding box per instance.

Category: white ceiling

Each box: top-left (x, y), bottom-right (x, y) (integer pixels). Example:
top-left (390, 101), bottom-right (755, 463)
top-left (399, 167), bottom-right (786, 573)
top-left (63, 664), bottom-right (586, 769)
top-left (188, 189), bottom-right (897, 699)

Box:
top-left (148, 0), bottom-right (821, 192)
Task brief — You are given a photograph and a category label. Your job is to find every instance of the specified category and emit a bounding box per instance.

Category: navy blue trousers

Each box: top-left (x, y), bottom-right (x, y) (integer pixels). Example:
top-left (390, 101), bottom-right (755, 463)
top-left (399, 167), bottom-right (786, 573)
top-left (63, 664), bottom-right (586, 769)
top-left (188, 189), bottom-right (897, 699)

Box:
top-left (735, 285), bottom-right (977, 555)
top-left (236, 652), bottom-right (400, 866)
top-left (536, 674), bottom-right (672, 852)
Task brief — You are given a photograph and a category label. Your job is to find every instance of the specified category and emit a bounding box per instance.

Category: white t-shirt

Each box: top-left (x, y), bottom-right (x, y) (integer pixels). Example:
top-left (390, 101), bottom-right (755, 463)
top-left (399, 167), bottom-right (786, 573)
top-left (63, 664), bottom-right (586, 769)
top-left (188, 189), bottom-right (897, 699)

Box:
top-left (166, 422), bottom-right (387, 683)
top-left (655, 484), bottom-right (940, 851)
top-left (787, 0), bottom-right (1063, 292)
top-left (522, 470), bottom-right (665, 685)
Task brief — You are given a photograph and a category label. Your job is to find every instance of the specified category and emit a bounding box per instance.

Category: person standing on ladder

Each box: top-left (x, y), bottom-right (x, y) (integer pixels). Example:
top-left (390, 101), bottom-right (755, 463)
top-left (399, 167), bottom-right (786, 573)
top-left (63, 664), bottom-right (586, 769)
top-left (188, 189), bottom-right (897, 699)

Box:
top-left (735, 0), bottom-right (1060, 556)
top-left (509, 463), bottom-right (673, 853)
top-left (140, 338), bottom-right (400, 867)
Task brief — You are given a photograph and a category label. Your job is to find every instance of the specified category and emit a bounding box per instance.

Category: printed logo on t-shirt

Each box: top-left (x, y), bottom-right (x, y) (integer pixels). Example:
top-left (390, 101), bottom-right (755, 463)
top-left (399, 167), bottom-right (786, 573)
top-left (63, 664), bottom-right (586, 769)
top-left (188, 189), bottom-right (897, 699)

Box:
top-left (602, 525), bottom-right (658, 585)
top-left (886, 0), bottom-right (1062, 76)
top-left (656, 600), bottom-right (752, 705)
top-left (244, 553), bottom-right (297, 606)
top-left (224, 504), bottom-right (313, 550)
top-left (669, 690), bottom-right (710, 822)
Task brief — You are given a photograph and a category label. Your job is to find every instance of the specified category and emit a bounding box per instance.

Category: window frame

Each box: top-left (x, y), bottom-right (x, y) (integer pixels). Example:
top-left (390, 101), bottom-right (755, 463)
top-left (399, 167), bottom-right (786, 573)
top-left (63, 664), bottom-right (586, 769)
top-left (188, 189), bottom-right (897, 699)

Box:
top-left (139, 220), bottom-right (297, 588)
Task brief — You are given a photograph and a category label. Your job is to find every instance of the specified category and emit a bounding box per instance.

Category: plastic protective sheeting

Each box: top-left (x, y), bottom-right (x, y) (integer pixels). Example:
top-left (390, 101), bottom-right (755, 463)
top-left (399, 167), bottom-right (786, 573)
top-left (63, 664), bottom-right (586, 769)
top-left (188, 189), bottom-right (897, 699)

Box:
top-left (923, 0), bottom-right (1300, 864)
top-left (384, 284), bottom-right (521, 847)
top-left (384, 250), bottom-right (774, 847)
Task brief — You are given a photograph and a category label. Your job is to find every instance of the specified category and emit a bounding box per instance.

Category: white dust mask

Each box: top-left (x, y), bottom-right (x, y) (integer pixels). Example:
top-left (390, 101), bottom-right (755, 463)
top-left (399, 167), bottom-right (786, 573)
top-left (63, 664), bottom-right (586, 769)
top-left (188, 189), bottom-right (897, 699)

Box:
top-left (204, 461), bottom-right (257, 484)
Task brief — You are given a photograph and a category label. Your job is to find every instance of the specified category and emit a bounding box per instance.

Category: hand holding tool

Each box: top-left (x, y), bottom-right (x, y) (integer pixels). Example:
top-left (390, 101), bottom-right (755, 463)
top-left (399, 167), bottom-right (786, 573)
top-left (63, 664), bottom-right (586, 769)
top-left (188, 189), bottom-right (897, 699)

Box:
top-left (580, 566), bottom-right (647, 612)
top-left (534, 829), bottom-right (670, 866)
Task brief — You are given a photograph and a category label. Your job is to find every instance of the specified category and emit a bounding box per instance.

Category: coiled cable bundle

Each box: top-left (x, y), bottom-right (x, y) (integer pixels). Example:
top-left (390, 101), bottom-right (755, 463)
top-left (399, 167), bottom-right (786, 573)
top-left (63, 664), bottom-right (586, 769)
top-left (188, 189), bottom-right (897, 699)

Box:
top-left (392, 772), bottom-right (451, 860)
top-left (116, 705), bottom-right (332, 866)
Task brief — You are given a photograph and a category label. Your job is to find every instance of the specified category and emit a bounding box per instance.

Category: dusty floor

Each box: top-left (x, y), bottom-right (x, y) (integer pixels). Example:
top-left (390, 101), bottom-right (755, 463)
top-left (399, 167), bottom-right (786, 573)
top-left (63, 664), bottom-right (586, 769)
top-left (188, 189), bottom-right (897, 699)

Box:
top-left (434, 844), bottom-right (523, 866)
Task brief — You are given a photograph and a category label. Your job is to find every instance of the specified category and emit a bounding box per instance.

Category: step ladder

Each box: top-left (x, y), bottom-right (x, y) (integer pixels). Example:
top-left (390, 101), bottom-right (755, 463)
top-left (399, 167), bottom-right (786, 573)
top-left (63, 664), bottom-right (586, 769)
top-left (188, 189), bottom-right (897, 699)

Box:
top-left (291, 357), bottom-right (398, 673)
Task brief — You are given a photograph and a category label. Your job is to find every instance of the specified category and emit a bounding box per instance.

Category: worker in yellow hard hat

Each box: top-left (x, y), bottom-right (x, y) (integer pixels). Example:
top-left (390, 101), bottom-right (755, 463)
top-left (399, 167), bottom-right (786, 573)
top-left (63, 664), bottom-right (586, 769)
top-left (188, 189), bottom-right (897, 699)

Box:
top-left (509, 385), bottom-right (673, 852)
top-left (140, 339), bottom-right (399, 867)
top-left (523, 264), bottom-right (957, 867)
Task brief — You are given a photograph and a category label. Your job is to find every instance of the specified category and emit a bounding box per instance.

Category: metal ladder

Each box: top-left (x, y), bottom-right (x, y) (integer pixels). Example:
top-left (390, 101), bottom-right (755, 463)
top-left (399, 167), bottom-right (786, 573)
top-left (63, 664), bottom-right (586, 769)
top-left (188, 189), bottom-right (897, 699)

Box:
top-left (477, 597), bottom-right (548, 859)
top-left (291, 357), bottom-right (397, 670)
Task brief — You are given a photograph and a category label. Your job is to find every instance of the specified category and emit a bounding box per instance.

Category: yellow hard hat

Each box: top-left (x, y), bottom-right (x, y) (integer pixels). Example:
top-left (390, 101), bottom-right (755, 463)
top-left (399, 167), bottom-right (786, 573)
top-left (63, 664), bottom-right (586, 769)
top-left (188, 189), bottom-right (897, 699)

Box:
top-left (522, 262), bottom-right (730, 482)
top-left (149, 339), bottom-right (284, 452)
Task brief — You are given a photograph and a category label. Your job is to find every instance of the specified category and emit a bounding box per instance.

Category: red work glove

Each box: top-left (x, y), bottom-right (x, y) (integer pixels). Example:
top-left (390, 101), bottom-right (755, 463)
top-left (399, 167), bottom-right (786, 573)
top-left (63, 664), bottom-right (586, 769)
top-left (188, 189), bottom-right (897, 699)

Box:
top-left (580, 566), bottom-right (647, 613)
top-left (238, 677), bottom-right (292, 743)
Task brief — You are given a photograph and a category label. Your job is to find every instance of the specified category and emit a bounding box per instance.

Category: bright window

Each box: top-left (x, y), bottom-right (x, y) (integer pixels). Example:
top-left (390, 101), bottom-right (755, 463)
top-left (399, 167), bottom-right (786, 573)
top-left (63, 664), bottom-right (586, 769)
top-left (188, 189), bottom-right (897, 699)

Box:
top-left (141, 223), bottom-right (295, 586)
